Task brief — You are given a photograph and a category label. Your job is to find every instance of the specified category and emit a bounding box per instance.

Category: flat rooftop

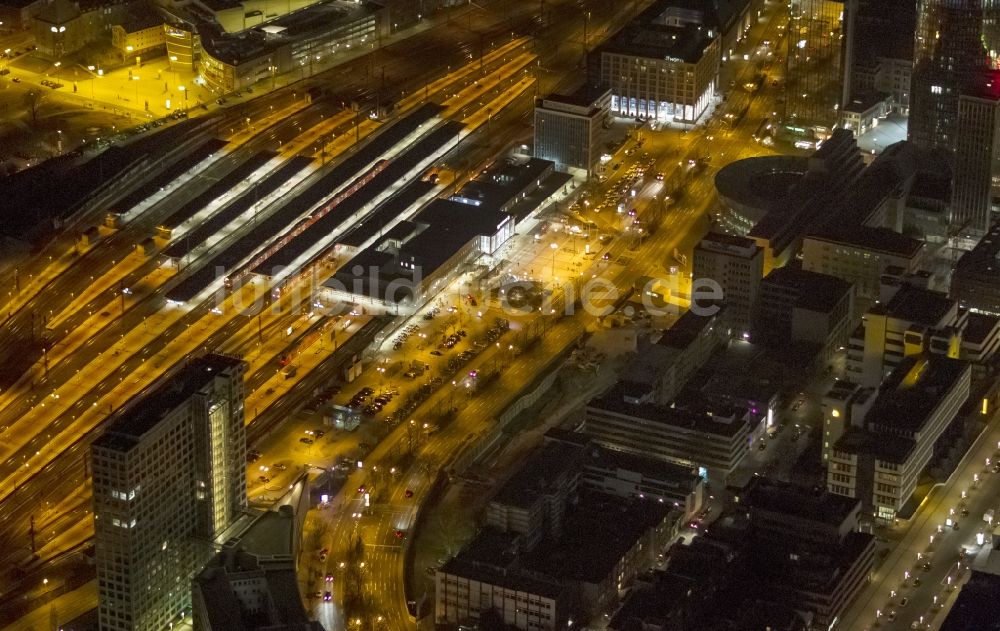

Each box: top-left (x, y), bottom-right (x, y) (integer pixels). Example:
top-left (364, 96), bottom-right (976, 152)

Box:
top-left (762, 265), bottom-right (852, 313)
top-left (808, 225), bottom-right (923, 258)
top-left (589, 382), bottom-right (748, 438)
top-left (491, 441), bottom-right (581, 509)
top-left (834, 426), bottom-right (914, 464)
top-left (199, 0), bottom-right (377, 65)
top-left (964, 311), bottom-right (1000, 346)
top-left (955, 221), bottom-right (1000, 279)
top-left (326, 195), bottom-right (508, 304)
top-left (600, 0), bottom-right (717, 65)
top-left (526, 490), bottom-right (671, 583)
top-left (587, 445), bottom-right (700, 491)
top-left (939, 570), bottom-right (1000, 630)
top-left (657, 308), bottom-right (718, 350)
top-left (538, 84), bottom-right (610, 111)
top-left (93, 354), bottom-right (243, 452)
top-left (742, 477), bottom-right (859, 529)
top-left (440, 529), bottom-right (565, 599)
top-left (455, 157), bottom-right (554, 215)
top-left (876, 284), bottom-right (956, 326)
top-left (239, 510), bottom-right (294, 558)
top-left (866, 356), bottom-right (970, 436)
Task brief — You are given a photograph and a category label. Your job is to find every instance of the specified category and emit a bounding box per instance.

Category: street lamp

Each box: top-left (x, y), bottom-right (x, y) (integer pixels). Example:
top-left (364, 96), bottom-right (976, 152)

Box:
top-left (179, 85), bottom-right (187, 108)
top-left (550, 242), bottom-right (558, 279)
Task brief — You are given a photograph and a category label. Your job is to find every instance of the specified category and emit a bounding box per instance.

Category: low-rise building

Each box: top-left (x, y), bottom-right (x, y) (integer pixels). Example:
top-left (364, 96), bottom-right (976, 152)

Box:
top-left (112, 12), bottom-right (166, 59)
top-left (485, 440), bottom-right (583, 551)
top-left (952, 221), bottom-right (1000, 315)
top-left (545, 428), bottom-right (705, 516)
top-left (435, 531), bottom-right (570, 631)
top-left (737, 477), bottom-right (876, 629)
top-left (437, 437), bottom-right (680, 630)
top-left (839, 90), bottom-right (890, 136)
top-left (846, 274), bottom-right (964, 387)
top-left (801, 228), bottom-right (923, 304)
top-left (610, 477), bottom-right (873, 630)
top-left (619, 308), bottom-right (726, 406)
top-left (194, 0), bottom-right (378, 92)
top-left (585, 382), bottom-right (760, 484)
top-left (828, 356), bottom-right (971, 522)
top-left (192, 478), bottom-right (318, 631)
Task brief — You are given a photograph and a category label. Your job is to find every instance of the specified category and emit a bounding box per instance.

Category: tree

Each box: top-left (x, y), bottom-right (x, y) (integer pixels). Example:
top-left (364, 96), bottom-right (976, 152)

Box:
top-left (23, 91), bottom-right (43, 126)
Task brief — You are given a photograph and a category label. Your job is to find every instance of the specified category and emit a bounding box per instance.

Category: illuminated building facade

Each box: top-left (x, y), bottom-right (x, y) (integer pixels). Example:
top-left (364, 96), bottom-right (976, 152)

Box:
top-left (592, 2), bottom-right (721, 124)
top-left (784, 0), bottom-right (845, 132)
top-left (909, 0), bottom-right (991, 151)
top-left (92, 355), bottom-right (247, 631)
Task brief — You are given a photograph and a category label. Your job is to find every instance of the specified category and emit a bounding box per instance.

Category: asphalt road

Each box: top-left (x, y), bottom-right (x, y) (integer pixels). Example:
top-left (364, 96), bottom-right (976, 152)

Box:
top-left (0, 3), bottom-right (569, 618)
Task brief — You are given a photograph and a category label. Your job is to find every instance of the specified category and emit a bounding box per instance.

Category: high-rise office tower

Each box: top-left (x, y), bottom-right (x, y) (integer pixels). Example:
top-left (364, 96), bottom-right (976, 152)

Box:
top-left (909, 0), bottom-right (991, 151)
top-left (785, 0), bottom-right (847, 130)
top-left (91, 354), bottom-right (247, 631)
top-left (952, 73), bottom-right (1000, 234)
top-left (841, 0), bottom-right (917, 115)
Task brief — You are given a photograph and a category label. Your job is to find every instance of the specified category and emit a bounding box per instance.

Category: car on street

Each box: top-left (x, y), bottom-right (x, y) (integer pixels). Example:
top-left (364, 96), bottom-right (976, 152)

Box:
top-left (404, 489), bottom-right (414, 498)
top-left (394, 529), bottom-right (406, 539)
top-left (299, 437), bottom-right (313, 444)
top-left (323, 591), bottom-right (332, 602)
